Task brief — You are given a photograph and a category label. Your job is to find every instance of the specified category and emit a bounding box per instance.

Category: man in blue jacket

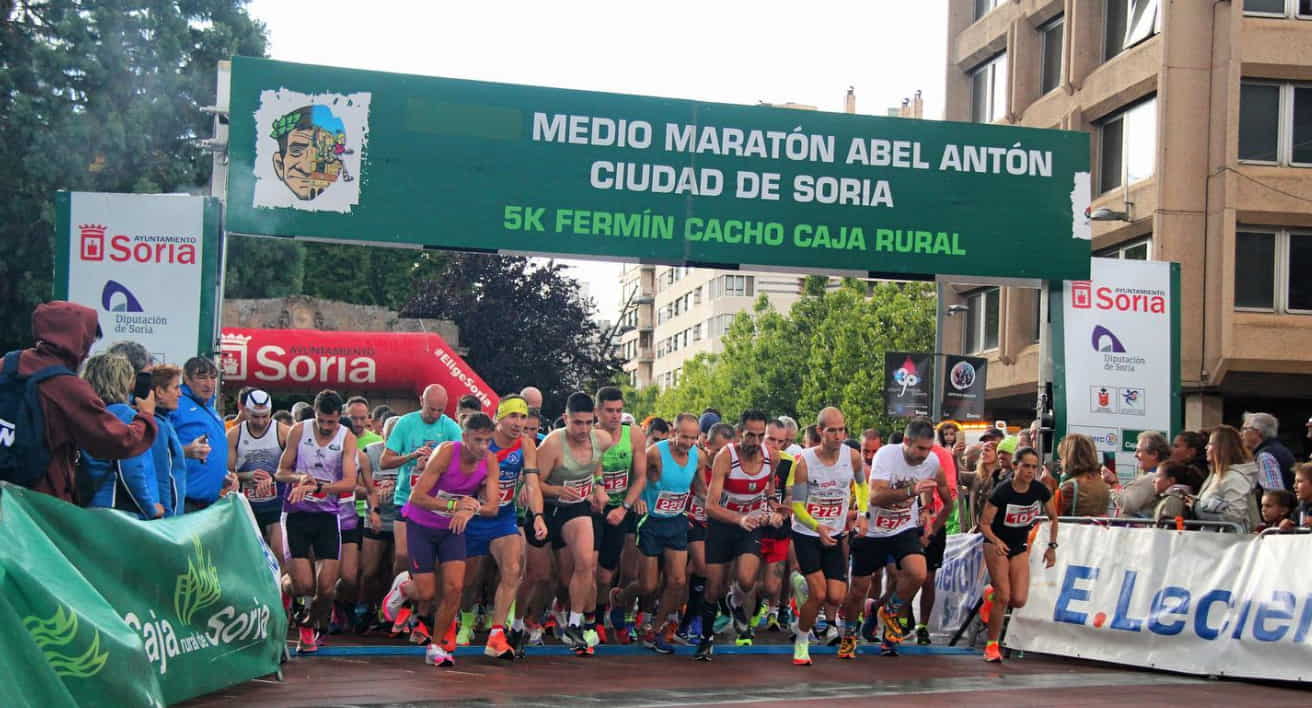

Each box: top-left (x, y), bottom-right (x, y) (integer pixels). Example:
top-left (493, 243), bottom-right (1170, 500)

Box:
top-left (171, 357), bottom-right (227, 511)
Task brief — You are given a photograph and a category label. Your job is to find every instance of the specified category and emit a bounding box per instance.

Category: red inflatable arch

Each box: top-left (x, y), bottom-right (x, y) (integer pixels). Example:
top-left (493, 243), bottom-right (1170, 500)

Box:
top-left (218, 328), bottom-right (498, 416)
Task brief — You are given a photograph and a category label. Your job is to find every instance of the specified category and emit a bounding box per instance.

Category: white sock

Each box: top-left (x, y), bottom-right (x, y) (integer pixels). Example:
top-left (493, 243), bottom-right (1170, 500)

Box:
top-left (569, 611), bottom-right (583, 627)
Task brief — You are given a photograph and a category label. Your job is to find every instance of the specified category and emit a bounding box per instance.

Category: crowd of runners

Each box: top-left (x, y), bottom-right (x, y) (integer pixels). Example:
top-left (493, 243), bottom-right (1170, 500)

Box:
top-left (238, 383), bottom-right (1058, 669)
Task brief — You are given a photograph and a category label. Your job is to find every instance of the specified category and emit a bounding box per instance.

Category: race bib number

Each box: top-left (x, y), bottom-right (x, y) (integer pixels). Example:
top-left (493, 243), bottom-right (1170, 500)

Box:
top-left (1004, 502), bottom-right (1041, 528)
top-left (240, 478), bottom-right (275, 503)
top-left (871, 506), bottom-right (913, 532)
top-left (653, 491), bottom-right (689, 515)
top-left (687, 496), bottom-right (706, 522)
top-left (723, 493), bottom-right (765, 513)
top-left (498, 478), bottom-right (517, 506)
top-left (603, 469), bottom-right (629, 493)
top-left (560, 476), bottom-right (593, 503)
top-left (805, 497), bottom-right (845, 521)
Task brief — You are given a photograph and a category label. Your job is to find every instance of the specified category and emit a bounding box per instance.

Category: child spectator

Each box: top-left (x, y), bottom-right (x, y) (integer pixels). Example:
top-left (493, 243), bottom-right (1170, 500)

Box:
top-left (1281, 464), bottom-right (1312, 530)
top-left (1256, 489), bottom-right (1295, 533)
top-left (1153, 462), bottom-right (1203, 524)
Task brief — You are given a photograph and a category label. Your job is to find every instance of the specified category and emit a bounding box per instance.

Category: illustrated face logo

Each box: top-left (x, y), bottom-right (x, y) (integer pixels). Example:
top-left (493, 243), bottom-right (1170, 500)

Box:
top-left (1072, 281), bottom-right (1092, 309)
top-left (80, 224), bottom-right (106, 261)
top-left (101, 280), bottom-right (143, 313)
top-left (893, 357), bottom-right (920, 397)
top-left (269, 105), bottom-right (355, 200)
top-left (949, 360), bottom-right (976, 391)
top-left (1091, 325), bottom-right (1127, 353)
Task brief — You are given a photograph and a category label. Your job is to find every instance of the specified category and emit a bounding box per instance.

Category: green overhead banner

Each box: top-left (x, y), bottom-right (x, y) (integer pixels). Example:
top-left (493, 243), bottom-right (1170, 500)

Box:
top-left (0, 486), bottom-right (285, 707)
top-left (226, 56), bottom-right (1091, 280)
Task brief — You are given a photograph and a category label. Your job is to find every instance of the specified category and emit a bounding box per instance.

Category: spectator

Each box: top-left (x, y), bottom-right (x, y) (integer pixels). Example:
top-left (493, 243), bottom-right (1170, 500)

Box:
top-left (149, 364), bottom-right (187, 516)
top-left (979, 427), bottom-right (1005, 444)
top-left (170, 356), bottom-right (226, 512)
top-left (1113, 431), bottom-right (1171, 517)
top-left (996, 436), bottom-right (1018, 475)
top-left (1256, 489), bottom-right (1295, 533)
top-left (1152, 461), bottom-right (1203, 525)
top-left (1305, 417), bottom-right (1312, 461)
top-left (1057, 434), bottom-right (1111, 517)
top-left (1193, 425), bottom-right (1260, 531)
top-left (937, 421), bottom-right (966, 472)
top-left (8, 302), bottom-right (157, 503)
top-left (1281, 463), bottom-right (1312, 528)
top-left (1241, 412), bottom-right (1296, 492)
top-left (106, 340), bottom-right (152, 372)
top-left (78, 354), bottom-right (162, 518)
top-left (1170, 431), bottom-right (1209, 477)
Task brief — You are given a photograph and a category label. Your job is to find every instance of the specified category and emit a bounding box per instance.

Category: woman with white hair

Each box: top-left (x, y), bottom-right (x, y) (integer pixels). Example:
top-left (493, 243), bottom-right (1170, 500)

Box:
top-left (79, 353), bottom-right (163, 518)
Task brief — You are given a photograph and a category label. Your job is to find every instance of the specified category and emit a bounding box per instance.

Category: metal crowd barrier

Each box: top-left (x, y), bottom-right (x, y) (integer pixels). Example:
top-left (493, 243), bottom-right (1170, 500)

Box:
top-left (1258, 526), bottom-right (1312, 537)
top-left (1057, 516), bottom-right (1245, 534)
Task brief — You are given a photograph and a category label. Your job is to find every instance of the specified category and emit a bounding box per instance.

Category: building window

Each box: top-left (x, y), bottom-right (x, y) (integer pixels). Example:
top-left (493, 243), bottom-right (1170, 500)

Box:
top-left (1239, 81), bottom-right (1312, 165)
top-left (692, 323), bottom-right (701, 342)
top-left (693, 286), bottom-right (702, 305)
top-left (974, 0), bottom-right (1000, 21)
top-left (720, 274), bottom-right (754, 297)
top-left (1098, 97), bottom-right (1156, 193)
top-left (1041, 16), bottom-right (1064, 95)
top-left (1105, 0), bottom-right (1159, 61)
top-left (1097, 237), bottom-right (1153, 260)
top-left (970, 53), bottom-right (1008, 123)
top-left (1244, 0), bottom-right (1312, 16)
top-left (1233, 228), bottom-right (1312, 312)
top-left (964, 288), bottom-right (1000, 353)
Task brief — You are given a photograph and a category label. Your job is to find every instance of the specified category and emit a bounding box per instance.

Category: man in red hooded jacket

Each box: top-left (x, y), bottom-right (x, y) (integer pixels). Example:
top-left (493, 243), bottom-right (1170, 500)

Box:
top-left (18, 301), bottom-right (157, 504)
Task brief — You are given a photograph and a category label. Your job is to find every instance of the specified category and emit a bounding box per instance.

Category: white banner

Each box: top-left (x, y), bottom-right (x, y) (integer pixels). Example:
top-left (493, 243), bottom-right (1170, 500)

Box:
top-left (1008, 522), bottom-right (1312, 683)
top-left (64, 193), bottom-right (210, 366)
top-left (1062, 258), bottom-right (1174, 483)
top-left (926, 532), bottom-right (985, 635)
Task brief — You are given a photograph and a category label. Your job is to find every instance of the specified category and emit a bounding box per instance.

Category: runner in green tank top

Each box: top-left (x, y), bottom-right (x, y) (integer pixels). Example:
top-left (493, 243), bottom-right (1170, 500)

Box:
top-left (537, 392), bottom-right (614, 655)
top-left (593, 386), bottom-right (647, 644)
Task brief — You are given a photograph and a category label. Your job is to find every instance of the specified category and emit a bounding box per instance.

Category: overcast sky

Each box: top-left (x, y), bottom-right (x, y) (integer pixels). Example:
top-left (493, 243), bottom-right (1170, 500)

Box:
top-left (246, 0), bottom-right (948, 321)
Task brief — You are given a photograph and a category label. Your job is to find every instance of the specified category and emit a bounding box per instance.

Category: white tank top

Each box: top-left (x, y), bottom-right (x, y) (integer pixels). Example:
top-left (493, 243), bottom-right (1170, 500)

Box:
top-left (235, 421), bottom-right (283, 503)
top-left (792, 446), bottom-right (854, 536)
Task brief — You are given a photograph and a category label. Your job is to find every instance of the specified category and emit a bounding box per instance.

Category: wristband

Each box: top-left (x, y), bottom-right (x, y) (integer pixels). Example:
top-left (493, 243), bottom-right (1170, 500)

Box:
top-left (446, 498), bottom-right (457, 512)
top-left (622, 501), bottom-right (633, 511)
top-left (1048, 542), bottom-right (1059, 549)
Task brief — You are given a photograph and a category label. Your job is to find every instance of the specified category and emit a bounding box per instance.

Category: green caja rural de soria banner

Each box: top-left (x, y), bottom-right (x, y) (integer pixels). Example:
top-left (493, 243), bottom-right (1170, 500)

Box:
top-left (0, 485), bottom-right (285, 707)
top-left (226, 57), bottom-right (1092, 282)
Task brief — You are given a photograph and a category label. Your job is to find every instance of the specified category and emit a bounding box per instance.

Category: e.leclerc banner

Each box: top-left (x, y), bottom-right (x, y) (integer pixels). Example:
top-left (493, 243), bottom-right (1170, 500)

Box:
top-left (1007, 522), bottom-right (1312, 683)
top-left (885, 352), bottom-right (934, 418)
top-left (0, 485), bottom-right (285, 706)
top-left (225, 57), bottom-right (1091, 281)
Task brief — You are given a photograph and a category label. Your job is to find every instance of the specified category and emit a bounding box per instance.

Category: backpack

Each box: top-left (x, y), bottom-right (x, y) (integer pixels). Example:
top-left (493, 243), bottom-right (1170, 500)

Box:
top-left (0, 350), bottom-right (75, 487)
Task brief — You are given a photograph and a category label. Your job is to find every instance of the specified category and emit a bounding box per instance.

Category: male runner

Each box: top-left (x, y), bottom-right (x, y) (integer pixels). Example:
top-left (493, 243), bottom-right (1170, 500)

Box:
top-left (612, 413), bottom-right (701, 653)
top-left (789, 407), bottom-right (867, 664)
top-left (914, 441), bottom-right (959, 645)
top-left (695, 409), bottom-right (783, 661)
top-left (380, 385), bottom-right (461, 639)
top-left (360, 414), bottom-right (401, 632)
top-left (226, 389), bottom-right (287, 564)
top-left (645, 417), bottom-right (671, 443)
top-left (512, 404), bottom-right (553, 655)
top-left (275, 389), bottom-right (359, 654)
top-left (844, 418), bottom-right (953, 656)
top-left (461, 395), bottom-right (548, 659)
top-left (537, 392), bottom-right (613, 655)
top-left (593, 386), bottom-right (647, 642)
top-left (756, 418), bottom-right (796, 634)
top-left (676, 421), bottom-right (734, 643)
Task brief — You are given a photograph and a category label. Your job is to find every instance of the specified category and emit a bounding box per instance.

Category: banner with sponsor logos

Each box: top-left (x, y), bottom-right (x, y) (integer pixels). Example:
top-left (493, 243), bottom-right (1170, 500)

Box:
top-left (925, 533), bottom-right (986, 636)
top-left (885, 351), bottom-right (934, 418)
top-left (940, 355), bottom-right (988, 422)
top-left (1007, 522), bottom-right (1312, 683)
top-left (0, 484), bottom-right (285, 706)
top-left (218, 327), bottom-right (498, 415)
top-left (1053, 258), bottom-right (1180, 483)
top-left (224, 57), bottom-right (1091, 281)
top-left (54, 192), bottom-right (223, 363)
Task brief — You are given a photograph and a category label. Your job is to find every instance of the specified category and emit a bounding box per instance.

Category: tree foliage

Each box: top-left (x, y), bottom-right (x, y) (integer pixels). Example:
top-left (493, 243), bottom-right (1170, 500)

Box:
top-left (222, 234), bottom-right (305, 299)
top-left (0, 0), bottom-right (268, 351)
top-left (401, 254), bottom-right (621, 420)
top-left (648, 281), bottom-right (935, 435)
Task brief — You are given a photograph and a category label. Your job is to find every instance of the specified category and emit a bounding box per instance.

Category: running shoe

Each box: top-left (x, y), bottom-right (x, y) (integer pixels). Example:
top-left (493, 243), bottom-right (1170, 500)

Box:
top-left (685, 616), bottom-right (703, 640)
top-left (766, 613), bottom-right (782, 632)
top-left (694, 636), bottom-right (714, 662)
top-left (837, 634), bottom-right (858, 659)
top-left (410, 620), bottom-right (432, 646)
top-left (561, 624), bottom-right (586, 652)
top-left (792, 636), bottom-right (812, 666)
top-left (879, 639), bottom-right (898, 657)
top-left (509, 627), bottom-right (528, 659)
top-left (823, 624), bottom-right (841, 646)
top-left (594, 623), bottom-right (608, 646)
top-left (652, 623), bottom-right (676, 655)
top-left (983, 640), bottom-right (1002, 663)
top-left (735, 626), bottom-right (754, 647)
top-left (859, 600), bottom-right (880, 643)
top-left (672, 626), bottom-right (696, 646)
top-left (730, 601), bottom-right (750, 635)
top-left (713, 613), bottom-right (731, 635)
top-left (980, 584), bottom-right (995, 625)
top-left (351, 604), bottom-right (371, 635)
top-left (425, 643), bottom-right (455, 667)
top-left (390, 606), bottom-right (413, 637)
top-left (485, 628), bottom-right (515, 660)
top-left (752, 603), bottom-right (771, 630)
top-left (456, 611), bottom-right (476, 646)
top-left (528, 625), bottom-right (545, 646)
top-left (916, 624), bottom-right (931, 645)
top-left (640, 624), bottom-right (657, 649)
top-left (381, 571), bottom-right (411, 622)
top-left (329, 605), bottom-right (344, 634)
top-left (879, 604), bottom-right (909, 644)
top-left (608, 588), bottom-right (627, 630)
top-left (297, 626), bottom-right (318, 654)
top-left (789, 571), bottom-right (809, 606)
top-left (775, 605), bottom-right (792, 632)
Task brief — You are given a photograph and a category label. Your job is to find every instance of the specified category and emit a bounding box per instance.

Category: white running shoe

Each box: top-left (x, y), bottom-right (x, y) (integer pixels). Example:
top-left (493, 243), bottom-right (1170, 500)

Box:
top-left (382, 571), bottom-right (411, 622)
top-left (425, 643), bottom-right (454, 667)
